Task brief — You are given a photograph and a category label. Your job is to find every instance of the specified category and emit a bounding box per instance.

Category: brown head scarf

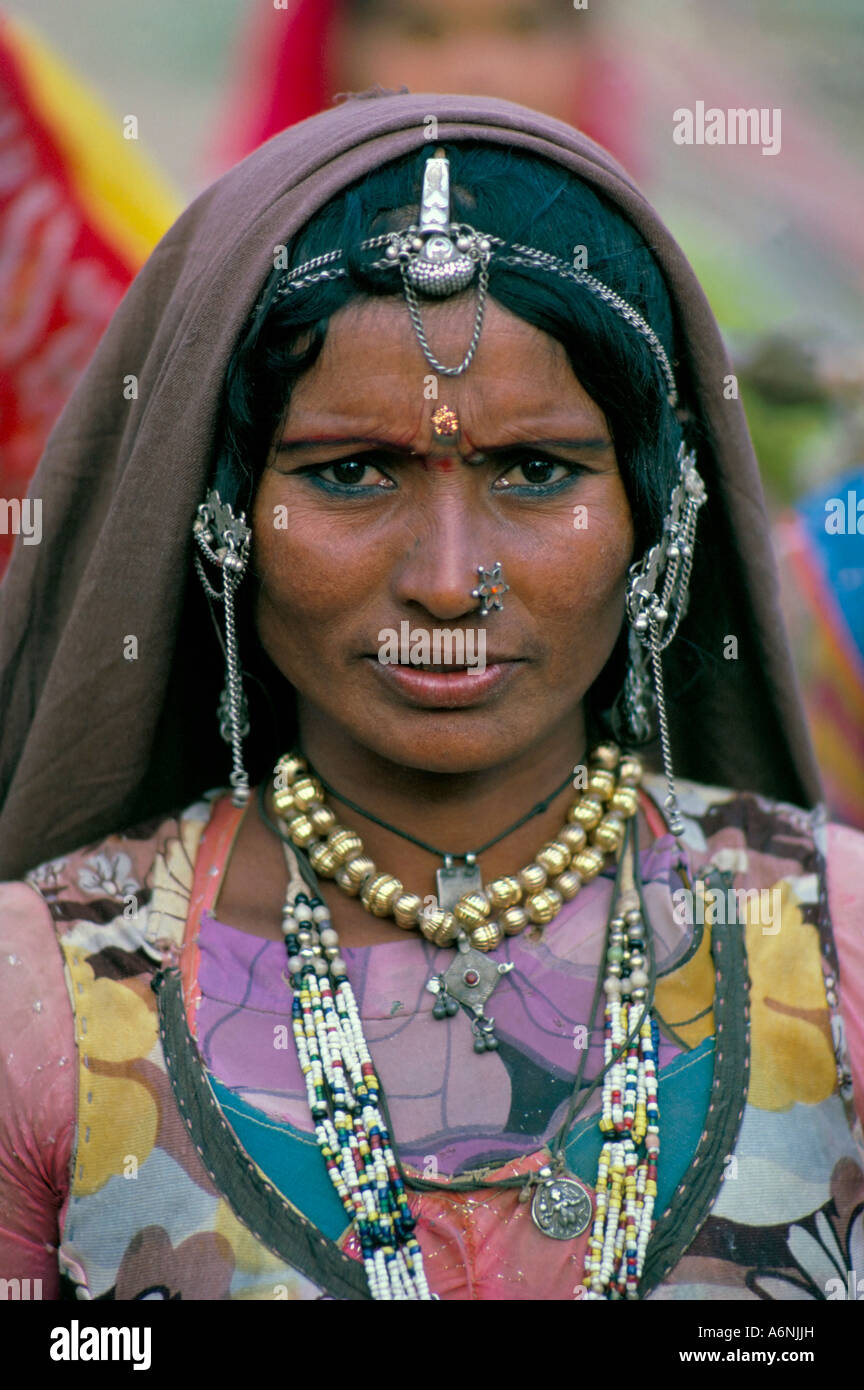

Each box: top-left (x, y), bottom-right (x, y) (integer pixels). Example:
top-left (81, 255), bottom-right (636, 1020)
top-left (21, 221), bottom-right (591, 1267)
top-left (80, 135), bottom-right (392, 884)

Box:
top-left (0, 92), bottom-right (820, 880)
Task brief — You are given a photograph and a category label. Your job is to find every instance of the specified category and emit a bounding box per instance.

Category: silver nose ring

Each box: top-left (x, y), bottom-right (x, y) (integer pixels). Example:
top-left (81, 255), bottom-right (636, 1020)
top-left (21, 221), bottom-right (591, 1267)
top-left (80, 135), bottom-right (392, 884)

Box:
top-left (471, 562), bottom-right (509, 617)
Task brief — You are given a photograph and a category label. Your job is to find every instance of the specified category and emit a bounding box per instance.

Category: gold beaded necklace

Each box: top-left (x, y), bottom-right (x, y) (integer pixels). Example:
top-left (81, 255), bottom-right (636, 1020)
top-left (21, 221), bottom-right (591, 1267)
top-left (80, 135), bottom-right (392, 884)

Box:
top-left (269, 743), bottom-right (643, 953)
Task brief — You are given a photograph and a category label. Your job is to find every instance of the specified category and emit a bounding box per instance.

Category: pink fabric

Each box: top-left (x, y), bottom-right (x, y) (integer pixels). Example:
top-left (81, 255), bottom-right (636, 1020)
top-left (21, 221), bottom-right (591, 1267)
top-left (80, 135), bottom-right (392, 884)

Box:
top-left (0, 883), bottom-right (74, 1296)
top-left (2, 822), bottom-right (864, 1294)
top-left (827, 822), bottom-right (864, 1125)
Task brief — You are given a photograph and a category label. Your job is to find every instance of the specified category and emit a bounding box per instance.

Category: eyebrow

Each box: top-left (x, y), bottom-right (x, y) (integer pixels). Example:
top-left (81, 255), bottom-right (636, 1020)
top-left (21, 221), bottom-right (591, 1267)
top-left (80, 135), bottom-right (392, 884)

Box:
top-left (275, 435), bottom-right (614, 455)
top-left (276, 435), bottom-right (409, 453)
top-left (486, 438), bottom-right (614, 453)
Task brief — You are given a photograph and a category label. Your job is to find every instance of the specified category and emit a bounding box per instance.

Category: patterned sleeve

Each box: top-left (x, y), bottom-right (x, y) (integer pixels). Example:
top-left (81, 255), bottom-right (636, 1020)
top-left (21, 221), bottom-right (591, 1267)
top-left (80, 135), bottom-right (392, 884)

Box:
top-left (827, 822), bottom-right (864, 1131)
top-left (0, 882), bottom-right (75, 1297)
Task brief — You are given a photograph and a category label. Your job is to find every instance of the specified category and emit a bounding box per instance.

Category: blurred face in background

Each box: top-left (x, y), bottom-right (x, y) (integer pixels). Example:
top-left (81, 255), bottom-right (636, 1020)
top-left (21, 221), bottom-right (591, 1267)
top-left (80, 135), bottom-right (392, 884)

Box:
top-left (334, 0), bottom-right (595, 123)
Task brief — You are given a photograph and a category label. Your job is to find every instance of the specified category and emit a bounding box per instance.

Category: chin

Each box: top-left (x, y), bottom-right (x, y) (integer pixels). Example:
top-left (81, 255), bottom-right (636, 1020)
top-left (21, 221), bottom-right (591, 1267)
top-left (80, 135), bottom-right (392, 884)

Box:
top-left (349, 711), bottom-right (551, 778)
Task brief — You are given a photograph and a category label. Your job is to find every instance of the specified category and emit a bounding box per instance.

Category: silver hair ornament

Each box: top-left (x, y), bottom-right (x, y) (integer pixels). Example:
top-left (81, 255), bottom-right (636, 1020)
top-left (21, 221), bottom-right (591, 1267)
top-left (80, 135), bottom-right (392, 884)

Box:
top-left (270, 151), bottom-right (679, 403)
top-left (381, 151), bottom-right (492, 376)
top-left (193, 489), bottom-right (253, 807)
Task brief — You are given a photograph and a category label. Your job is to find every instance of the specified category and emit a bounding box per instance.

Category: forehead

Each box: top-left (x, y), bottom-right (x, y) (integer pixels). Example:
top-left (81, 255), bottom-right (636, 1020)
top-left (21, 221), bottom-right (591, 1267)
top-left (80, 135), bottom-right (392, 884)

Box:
top-left (283, 295), bottom-right (608, 435)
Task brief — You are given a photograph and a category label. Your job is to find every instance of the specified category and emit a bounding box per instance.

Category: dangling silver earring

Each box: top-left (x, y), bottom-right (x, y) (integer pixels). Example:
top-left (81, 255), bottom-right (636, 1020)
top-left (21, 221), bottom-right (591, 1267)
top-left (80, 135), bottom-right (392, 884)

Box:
top-left (192, 489), bottom-right (252, 807)
top-left (615, 626), bottom-right (655, 746)
top-left (621, 443), bottom-right (707, 836)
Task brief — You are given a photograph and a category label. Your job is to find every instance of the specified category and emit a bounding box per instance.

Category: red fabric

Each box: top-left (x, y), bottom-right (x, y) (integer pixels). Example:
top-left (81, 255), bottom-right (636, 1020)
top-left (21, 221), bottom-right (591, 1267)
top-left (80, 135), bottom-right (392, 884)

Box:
top-left (214, 0), bottom-right (338, 170)
top-left (0, 18), bottom-right (131, 578)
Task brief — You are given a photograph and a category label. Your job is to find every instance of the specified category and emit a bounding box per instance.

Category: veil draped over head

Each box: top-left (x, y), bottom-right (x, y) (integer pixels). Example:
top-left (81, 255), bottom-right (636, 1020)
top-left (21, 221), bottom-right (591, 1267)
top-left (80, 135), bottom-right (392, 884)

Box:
top-left (0, 92), bottom-right (820, 880)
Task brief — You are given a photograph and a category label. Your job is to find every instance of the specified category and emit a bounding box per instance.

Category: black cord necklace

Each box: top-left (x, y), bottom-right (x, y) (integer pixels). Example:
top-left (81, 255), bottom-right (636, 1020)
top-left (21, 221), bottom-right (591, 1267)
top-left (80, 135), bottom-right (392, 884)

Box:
top-left (305, 757), bottom-right (579, 861)
top-left (269, 753), bottom-right (584, 918)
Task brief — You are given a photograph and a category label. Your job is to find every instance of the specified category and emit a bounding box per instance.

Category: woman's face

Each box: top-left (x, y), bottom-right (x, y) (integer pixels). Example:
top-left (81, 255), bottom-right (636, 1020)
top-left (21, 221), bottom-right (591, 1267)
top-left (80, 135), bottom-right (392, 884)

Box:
top-left (252, 294), bottom-right (634, 776)
top-left (333, 0), bottom-right (590, 126)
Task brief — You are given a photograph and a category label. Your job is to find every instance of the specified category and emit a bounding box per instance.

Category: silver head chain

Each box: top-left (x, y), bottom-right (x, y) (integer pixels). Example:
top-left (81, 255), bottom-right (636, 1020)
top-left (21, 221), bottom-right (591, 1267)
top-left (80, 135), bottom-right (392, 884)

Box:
top-left (270, 148), bottom-right (679, 401)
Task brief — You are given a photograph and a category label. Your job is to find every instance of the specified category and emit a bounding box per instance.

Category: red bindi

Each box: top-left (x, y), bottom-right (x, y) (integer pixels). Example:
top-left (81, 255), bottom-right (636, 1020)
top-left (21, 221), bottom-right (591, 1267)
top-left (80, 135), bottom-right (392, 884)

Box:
top-left (420, 456), bottom-right (456, 472)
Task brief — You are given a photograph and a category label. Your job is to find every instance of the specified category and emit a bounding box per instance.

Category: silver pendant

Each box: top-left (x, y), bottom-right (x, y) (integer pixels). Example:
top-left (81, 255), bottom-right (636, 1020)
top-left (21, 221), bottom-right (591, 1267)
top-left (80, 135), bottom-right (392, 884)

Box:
top-left (435, 853), bottom-right (483, 912)
top-left (427, 930), bottom-right (514, 1052)
top-left (530, 1166), bottom-right (593, 1240)
top-left (384, 153), bottom-right (487, 298)
top-left (438, 933), bottom-right (512, 1012)
top-left (381, 151), bottom-right (492, 376)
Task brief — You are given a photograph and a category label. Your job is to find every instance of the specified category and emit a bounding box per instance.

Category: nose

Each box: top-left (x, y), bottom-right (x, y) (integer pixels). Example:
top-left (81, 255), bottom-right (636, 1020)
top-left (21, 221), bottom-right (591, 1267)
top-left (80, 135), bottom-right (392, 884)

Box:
top-left (391, 495), bottom-right (495, 623)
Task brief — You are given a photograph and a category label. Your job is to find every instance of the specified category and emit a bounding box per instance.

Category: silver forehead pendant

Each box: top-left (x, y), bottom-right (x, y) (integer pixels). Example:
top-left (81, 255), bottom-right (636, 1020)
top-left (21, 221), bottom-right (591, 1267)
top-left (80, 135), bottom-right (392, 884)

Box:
top-left (384, 150), bottom-right (492, 376)
top-left (385, 151), bottom-right (490, 296)
top-left (530, 1166), bottom-right (593, 1241)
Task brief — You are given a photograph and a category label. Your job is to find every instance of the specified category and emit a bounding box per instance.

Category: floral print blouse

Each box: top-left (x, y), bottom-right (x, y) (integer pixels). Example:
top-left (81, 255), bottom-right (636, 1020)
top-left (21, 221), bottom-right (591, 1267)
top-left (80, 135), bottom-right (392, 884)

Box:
top-left (1, 776), bottom-right (863, 1300)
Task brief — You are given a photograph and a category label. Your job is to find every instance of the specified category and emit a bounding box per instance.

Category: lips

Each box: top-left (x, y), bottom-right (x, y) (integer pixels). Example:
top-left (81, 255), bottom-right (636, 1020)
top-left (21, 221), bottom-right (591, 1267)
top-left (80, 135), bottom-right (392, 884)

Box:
top-left (367, 657), bottom-right (522, 708)
top-left (370, 653), bottom-right (516, 668)
top-left (403, 662), bottom-right (495, 672)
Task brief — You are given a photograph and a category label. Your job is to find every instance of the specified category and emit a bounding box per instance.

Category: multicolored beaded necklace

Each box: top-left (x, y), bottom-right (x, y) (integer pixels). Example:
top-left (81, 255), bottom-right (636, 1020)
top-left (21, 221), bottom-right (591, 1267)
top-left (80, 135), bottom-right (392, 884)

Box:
top-left (584, 838), bottom-right (660, 1297)
top-left (273, 744), bottom-right (660, 1300)
top-left (281, 882), bottom-right (430, 1298)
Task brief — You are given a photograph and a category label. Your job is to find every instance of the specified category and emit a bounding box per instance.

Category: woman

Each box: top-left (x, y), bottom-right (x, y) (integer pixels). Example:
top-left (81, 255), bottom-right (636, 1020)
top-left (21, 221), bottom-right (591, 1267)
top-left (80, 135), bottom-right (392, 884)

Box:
top-left (0, 93), bottom-right (862, 1302)
top-left (210, 0), bottom-right (632, 174)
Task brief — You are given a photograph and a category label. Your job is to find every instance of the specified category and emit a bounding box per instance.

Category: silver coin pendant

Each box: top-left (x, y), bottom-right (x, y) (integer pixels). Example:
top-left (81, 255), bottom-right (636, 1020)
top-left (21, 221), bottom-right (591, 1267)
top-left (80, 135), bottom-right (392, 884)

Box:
top-left (530, 1170), bottom-right (593, 1240)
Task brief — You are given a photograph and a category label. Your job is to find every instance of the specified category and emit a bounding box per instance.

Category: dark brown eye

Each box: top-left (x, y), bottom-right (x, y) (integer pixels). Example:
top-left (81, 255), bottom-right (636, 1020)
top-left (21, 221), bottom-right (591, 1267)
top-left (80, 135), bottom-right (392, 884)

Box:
top-left (492, 457), bottom-right (579, 492)
top-left (331, 460), bottom-right (368, 485)
top-left (520, 459), bottom-right (558, 484)
top-left (314, 458), bottom-right (394, 490)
